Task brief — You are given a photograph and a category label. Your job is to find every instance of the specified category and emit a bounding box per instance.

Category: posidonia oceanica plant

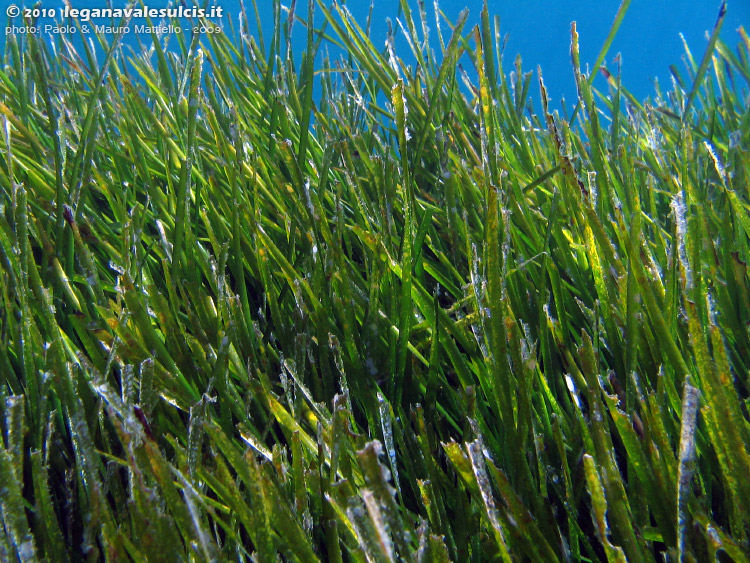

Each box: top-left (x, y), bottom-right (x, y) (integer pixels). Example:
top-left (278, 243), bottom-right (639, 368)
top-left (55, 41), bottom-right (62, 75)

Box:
top-left (1, 0), bottom-right (749, 561)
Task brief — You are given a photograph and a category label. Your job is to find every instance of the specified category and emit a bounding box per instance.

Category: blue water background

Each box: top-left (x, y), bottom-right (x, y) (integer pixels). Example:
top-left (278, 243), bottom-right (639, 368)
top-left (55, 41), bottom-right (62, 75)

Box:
top-left (282, 0), bottom-right (749, 106)
top-left (2, 0), bottom-right (748, 106)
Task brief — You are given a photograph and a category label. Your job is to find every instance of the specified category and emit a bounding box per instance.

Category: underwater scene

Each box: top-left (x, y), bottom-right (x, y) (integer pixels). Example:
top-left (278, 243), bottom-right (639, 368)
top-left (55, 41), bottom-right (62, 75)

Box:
top-left (0, 0), bottom-right (749, 560)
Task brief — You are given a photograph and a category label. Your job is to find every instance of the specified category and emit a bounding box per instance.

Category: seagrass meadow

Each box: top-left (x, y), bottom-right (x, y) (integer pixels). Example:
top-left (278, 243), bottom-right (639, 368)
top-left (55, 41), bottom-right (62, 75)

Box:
top-left (1, 0), bottom-right (750, 560)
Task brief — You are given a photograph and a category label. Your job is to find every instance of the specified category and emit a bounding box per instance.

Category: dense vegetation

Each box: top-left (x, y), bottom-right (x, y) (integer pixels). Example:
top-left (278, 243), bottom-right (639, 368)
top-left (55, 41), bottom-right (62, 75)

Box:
top-left (1, 0), bottom-right (749, 560)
